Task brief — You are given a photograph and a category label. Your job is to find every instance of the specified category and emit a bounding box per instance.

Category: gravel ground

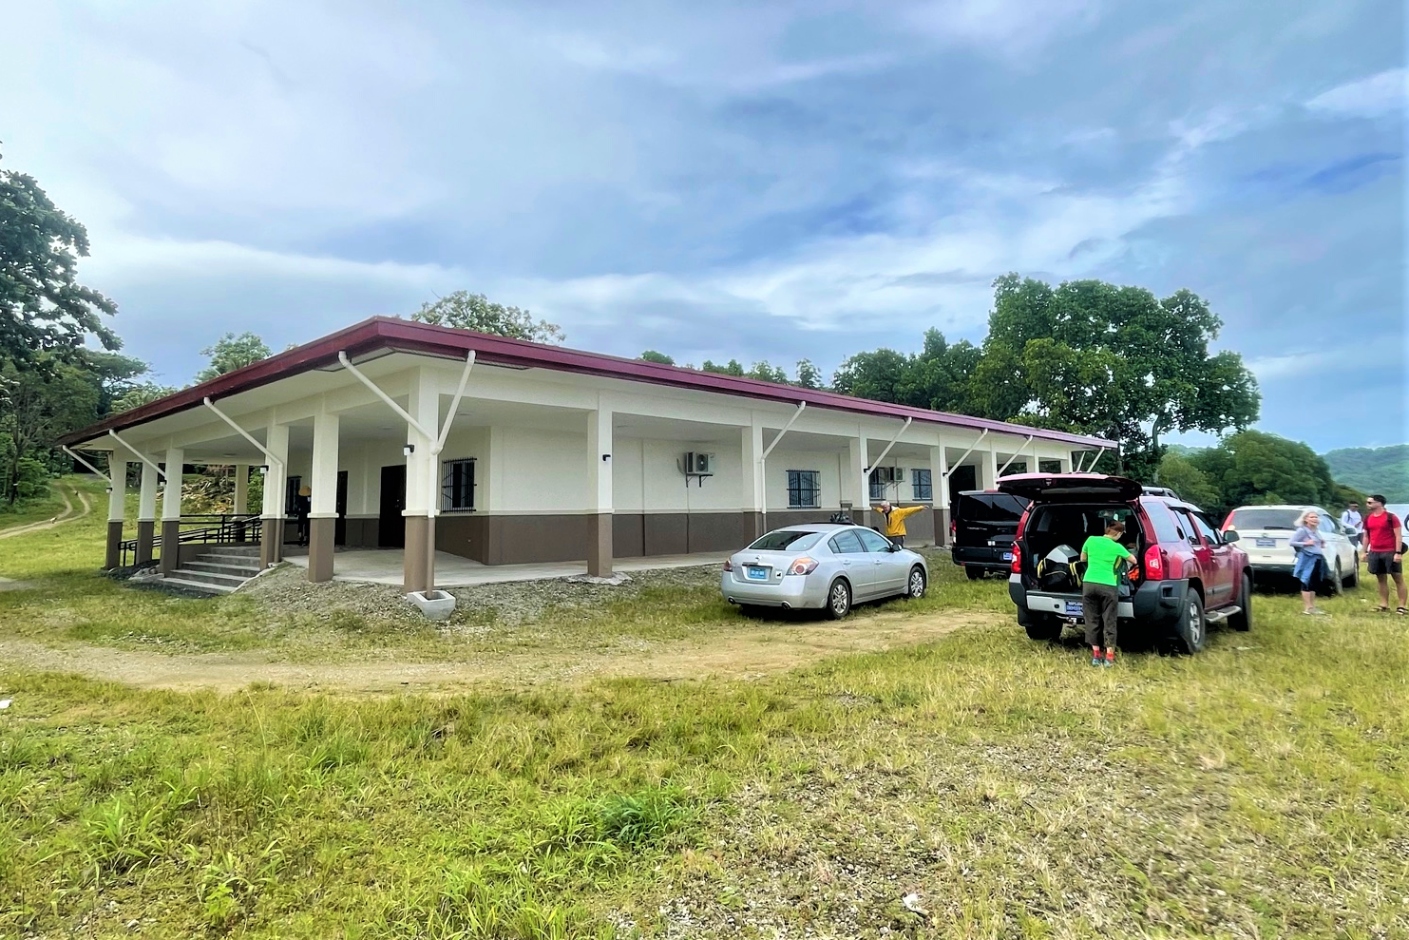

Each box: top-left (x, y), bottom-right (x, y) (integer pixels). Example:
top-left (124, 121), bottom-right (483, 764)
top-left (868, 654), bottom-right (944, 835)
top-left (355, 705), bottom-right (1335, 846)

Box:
top-left (237, 561), bottom-right (722, 628)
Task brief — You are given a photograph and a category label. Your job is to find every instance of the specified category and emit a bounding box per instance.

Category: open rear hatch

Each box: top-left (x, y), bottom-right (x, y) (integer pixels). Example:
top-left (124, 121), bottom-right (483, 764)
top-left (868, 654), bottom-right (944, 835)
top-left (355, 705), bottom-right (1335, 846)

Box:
top-left (998, 473), bottom-right (1143, 503)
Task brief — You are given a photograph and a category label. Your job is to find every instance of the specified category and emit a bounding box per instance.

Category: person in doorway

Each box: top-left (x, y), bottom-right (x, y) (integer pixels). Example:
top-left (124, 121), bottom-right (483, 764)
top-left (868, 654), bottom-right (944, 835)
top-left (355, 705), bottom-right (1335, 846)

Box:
top-left (1290, 510), bottom-right (1327, 616)
top-left (1362, 495), bottom-right (1406, 614)
top-left (294, 484), bottom-right (312, 547)
top-left (1340, 502), bottom-right (1363, 559)
top-left (1080, 521), bottom-right (1134, 667)
top-left (873, 500), bottom-right (926, 548)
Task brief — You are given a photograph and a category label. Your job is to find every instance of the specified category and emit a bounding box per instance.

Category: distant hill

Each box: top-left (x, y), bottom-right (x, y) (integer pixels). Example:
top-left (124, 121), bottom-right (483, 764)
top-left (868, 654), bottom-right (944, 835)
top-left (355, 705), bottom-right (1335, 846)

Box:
top-left (1323, 445), bottom-right (1409, 502)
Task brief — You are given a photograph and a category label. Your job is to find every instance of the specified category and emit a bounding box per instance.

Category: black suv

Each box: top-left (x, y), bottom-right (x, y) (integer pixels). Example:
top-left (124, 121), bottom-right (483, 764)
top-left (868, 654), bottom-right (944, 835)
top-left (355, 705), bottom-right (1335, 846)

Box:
top-left (950, 490), bottom-right (1031, 580)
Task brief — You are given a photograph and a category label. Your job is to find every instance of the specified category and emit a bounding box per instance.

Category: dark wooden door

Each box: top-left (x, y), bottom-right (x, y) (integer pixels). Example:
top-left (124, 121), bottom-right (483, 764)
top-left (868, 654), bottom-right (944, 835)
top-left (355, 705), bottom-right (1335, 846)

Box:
top-left (335, 471), bottom-right (348, 545)
top-left (379, 465), bottom-right (406, 548)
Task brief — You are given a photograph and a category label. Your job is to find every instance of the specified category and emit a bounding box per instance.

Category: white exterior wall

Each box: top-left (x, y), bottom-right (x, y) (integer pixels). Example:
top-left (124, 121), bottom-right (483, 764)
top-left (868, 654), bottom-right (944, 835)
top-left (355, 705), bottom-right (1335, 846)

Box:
top-left (764, 448), bottom-right (846, 512)
top-left (488, 426), bottom-right (586, 513)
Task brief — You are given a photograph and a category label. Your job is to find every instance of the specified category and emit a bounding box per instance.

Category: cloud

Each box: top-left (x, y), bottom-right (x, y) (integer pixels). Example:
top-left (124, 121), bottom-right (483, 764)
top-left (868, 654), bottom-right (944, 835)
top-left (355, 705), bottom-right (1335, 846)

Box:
top-left (1305, 68), bottom-right (1407, 119)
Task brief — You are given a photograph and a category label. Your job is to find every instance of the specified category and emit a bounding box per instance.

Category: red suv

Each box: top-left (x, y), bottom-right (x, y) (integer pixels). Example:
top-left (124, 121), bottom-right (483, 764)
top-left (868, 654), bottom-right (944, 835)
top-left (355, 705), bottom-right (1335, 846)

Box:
top-left (1000, 474), bottom-right (1251, 653)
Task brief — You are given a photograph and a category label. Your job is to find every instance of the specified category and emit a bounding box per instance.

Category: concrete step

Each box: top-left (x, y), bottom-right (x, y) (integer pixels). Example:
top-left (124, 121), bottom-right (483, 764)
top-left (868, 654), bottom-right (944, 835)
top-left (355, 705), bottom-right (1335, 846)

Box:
top-left (161, 576), bottom-right (238, 595)
top-left (170, 568), bottom-right (250, 588)
top-left (207, 545), bottom-right (262, 557)
top-left (199, 552), bottom-right (265, 566)
top-left (185, 560), bottom-right (262, 577)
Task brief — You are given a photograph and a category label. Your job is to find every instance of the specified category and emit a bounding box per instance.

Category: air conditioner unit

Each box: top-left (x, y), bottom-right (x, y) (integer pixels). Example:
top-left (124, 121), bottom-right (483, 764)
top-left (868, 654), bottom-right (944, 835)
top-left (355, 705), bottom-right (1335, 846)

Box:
top-left (683, 451), bottom-right (716, 475)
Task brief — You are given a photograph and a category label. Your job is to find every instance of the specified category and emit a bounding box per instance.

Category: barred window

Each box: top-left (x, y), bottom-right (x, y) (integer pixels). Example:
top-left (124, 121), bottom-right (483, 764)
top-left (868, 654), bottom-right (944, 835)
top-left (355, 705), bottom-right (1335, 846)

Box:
top-left (787, 470), bottom-right (820, 509)
top-left (912, 468), bottom-right (933, 501)
top-left (441, 459), bottom-right (476, 511)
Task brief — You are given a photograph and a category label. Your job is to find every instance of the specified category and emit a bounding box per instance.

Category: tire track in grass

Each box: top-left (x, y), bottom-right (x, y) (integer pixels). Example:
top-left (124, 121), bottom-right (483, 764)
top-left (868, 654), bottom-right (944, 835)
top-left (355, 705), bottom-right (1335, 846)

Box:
top-left (0, 483), bottom-right (90, 539)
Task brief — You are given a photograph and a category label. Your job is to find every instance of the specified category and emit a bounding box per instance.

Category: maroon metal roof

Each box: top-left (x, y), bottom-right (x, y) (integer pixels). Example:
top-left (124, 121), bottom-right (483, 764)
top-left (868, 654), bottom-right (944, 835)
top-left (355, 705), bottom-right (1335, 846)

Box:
top-left (61, 316), bottom-right (1114, 448)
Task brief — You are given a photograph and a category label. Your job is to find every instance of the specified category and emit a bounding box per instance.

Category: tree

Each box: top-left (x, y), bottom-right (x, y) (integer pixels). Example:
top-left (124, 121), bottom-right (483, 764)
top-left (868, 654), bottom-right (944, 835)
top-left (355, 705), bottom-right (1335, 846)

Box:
top-left (831, 348), bottom-right (912, 402)
top-left (196, 332), bottom-right (272, 383)
top-left (745, 361), bottom-right (789, 384)
top-left (639, 350), bottom-right (674, 365)
top-left (412, 291), bottom-right (563, 344)
top-left (113, 382), bottom-right (178, 413)
top-left (795, 359), bottom-right (824, 390)
top-left (702, 359), bottom-right (745, 377)
top-left (975, 275), bottom-right (1261, 478)
top-left (1155, 451), bottom-right (1220, 508)
top-left (0, 149), bottom-right (119, 364)
top-left (896, 329), bottom-right (981, 412)
top-left (0, 355), bottom-right (102, 503)
top-left (1191, 430), bottom-right (1335, 518)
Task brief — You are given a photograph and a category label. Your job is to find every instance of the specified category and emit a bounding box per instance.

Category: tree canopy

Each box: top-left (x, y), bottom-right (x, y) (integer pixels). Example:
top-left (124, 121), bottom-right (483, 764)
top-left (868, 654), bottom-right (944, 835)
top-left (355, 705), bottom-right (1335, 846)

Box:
top-left (412, 291), bottom-right (564, 344)
top-left (0, 149), bottom-right (119, 364)
top-left (196, 332), bottom-right (273, 384)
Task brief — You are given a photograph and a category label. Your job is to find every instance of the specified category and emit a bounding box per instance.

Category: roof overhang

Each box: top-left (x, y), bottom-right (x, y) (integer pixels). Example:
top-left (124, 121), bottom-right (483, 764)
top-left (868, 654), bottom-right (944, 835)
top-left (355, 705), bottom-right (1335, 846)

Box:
top-left (61, 316), bottom-right (1116, 450)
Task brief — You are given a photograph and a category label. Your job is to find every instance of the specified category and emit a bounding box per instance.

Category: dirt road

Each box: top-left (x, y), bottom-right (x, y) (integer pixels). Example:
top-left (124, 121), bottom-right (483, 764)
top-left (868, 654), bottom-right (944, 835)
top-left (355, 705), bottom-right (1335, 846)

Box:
top-left (0, 484), bottom-right (91, 539)
top-left (0, 609), bottom-right (994, 694)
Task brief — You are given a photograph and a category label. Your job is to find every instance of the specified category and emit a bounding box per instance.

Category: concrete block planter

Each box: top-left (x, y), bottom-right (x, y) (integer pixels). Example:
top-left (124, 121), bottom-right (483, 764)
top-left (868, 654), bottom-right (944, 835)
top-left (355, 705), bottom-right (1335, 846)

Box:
top-left (406, 589), bottom-right (456, 621)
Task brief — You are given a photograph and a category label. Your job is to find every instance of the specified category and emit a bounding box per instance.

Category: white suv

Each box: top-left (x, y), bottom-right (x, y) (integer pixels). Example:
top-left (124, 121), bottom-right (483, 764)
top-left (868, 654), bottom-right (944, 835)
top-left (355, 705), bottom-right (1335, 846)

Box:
top-left (1220, 505), bottom-right (1358, 592)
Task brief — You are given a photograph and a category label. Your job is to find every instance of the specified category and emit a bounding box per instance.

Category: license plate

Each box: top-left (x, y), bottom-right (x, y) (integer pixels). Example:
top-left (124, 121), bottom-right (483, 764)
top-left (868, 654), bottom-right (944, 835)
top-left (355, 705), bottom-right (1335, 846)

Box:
top-left (1255, 538), bottom-right (1276, 548)
top-left (746, 566), bottom-right (769, 581)
top-left (1064, 600), bottom-right (1083, 617)
top-left (1002, 552), bottom-right (1013, 561)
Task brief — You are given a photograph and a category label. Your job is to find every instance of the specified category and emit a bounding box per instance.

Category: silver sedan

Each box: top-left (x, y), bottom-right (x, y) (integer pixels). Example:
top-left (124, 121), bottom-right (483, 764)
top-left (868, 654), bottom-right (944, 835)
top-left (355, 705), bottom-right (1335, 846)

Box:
top-left (720, 524), bottom-right (929, 619)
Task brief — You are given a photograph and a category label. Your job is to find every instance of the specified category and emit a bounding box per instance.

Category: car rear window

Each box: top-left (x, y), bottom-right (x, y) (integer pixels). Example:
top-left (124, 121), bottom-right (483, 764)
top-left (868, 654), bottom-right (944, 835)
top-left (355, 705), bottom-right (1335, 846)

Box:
top-left (1143, 502), bottom-right (1184, 544)
top-left (1228, 509), bottom-right (1301, 531)
top-left (748, 530), bottom-right (824, 551)
top-left (956, 493), bottom-right (1029, 522)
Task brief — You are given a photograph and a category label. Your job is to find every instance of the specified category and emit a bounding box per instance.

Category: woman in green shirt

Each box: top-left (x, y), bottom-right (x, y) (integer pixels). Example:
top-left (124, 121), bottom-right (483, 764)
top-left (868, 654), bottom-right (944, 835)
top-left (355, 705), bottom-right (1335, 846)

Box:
top-left (1081, 521), bottom-right (1136, 666)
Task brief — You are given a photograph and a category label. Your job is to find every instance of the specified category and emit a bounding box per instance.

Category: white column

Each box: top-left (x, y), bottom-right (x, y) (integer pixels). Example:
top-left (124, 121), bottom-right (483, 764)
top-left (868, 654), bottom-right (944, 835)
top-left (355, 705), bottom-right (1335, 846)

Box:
top-left (162, 447), bottom-right (184, 521)
top-left (138, 460), bottom-right (159, 523)
top-left (930, 444), bottom-right (948, 508)
top-left (108, 461), bottom-right (128, 522)
top-left (405, 372), bottom-right (437, 515)
top-left (848, 434), bottom-right (869, 510)
top-left (742, 419), bottom-right (764, 523)
top-left (587, 408), bottom-right (613, 512)
top-left (262, 425), bottom-right (290, 518)
top-left (1059, 453), bottom-right (1074, 473)
top-left (232, 465), bottom-right (249, 515)
top-left (310, 412), bottom-right (340, 517)
top-left (981, 441), bottom-right (998, 489)
top-left (587, 407), bottom-right (613, 576)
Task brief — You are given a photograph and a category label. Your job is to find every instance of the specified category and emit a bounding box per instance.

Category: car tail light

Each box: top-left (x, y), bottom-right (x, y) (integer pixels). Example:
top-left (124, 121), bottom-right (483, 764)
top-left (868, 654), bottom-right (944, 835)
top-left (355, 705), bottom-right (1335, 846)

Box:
top-left (722, 559), bottom-right (733, 572)
top-left (1143, 544), bottom-right (1165, 580)
top-left (788, 557), bottom-right (818, 576)
top-left (1010, 543), bottom-right (1022, 574)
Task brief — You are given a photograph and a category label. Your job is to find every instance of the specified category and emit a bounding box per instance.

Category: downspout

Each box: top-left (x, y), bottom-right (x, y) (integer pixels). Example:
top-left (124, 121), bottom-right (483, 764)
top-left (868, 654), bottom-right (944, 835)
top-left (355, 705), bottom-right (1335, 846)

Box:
top-left (61, 446), bottom-right (111, 484)
top-left (107, 430), bottom-right (166, 481)
top-left (1083, 447), bottom-right (1107, 474)
top-left (337, 351), bottom-right (476, 594)
top-left (758, 402), bottom-right (806, 534)
top-left (997, 434), bottom-right (1036, 477)
top-left (865, 416), bottom-right (913, 472)
top-left (942, 428), bottom-right (989, 479)
top-left (202, 398), bottom-right (284, 473)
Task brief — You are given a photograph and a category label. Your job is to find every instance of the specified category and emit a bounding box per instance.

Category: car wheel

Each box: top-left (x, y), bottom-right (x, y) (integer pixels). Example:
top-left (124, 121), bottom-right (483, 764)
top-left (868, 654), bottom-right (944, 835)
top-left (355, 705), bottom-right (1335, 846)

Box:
top-left (965, 566), bottom-right (984, 581)
top-left (1023, 614), bottom-right (1062, 641)
top-left (1229, 573), bottom-right (1252, 632)
top-left (1324, 560), bottom-right (1344, 596)
top-left (903, 566), bottom-right (927, 599)
top-left (825, 579), bottom-right (852, 620)
top-left (1176, 591), bottom-right (1206, 654)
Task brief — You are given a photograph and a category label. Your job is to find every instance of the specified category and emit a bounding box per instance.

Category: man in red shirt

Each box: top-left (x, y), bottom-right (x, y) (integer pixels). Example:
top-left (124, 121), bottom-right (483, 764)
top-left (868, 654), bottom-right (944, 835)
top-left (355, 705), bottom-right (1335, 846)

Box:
top-left (1362, 494), bottom-right (1406, 614)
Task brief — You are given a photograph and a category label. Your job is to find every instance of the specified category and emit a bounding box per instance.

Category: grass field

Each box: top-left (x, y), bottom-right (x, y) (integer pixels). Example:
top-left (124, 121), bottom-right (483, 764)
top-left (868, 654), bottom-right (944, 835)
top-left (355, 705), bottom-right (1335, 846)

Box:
top-left (1, 478), bottom-right (1407, 938)
top-left (0, 477), bottom-right (79, 533)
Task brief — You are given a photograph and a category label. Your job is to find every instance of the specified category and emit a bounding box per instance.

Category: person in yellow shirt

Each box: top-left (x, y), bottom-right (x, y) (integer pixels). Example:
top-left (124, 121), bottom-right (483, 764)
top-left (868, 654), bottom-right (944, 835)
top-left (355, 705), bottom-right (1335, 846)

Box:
top-left (874, 500), bottom-right (926, 548)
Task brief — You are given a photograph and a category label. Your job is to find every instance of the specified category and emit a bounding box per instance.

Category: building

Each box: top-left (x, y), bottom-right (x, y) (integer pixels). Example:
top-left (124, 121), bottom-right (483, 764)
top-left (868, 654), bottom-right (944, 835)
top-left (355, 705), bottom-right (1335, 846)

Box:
top-left (59, 317), bottom-right (1113, 592)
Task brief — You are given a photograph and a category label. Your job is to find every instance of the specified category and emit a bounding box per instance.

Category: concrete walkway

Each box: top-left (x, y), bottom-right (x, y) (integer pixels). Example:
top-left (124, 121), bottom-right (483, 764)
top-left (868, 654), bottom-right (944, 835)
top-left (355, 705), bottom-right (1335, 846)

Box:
top-left (282, 548), bottom-right (730, 587)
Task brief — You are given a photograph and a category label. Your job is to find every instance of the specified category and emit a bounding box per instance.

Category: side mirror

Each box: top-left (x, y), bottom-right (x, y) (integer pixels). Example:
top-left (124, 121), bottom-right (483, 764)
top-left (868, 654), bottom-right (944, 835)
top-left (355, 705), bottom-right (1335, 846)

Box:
top-left (890, 542), bottom-right (902, 552)
top-left (1222, 530), bottom-right (1240, 543)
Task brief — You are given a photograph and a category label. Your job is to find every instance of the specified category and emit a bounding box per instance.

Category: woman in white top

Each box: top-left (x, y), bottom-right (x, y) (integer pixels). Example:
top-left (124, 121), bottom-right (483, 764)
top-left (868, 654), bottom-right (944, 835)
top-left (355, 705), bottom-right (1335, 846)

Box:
top-left (1290, 510), bottom-right (1327, 616)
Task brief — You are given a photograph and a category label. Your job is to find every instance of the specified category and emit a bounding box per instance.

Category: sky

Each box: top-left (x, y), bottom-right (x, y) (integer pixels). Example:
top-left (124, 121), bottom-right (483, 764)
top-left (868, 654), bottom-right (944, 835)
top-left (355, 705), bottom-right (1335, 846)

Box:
top-left (1, 0), bottom-right (1404, 452)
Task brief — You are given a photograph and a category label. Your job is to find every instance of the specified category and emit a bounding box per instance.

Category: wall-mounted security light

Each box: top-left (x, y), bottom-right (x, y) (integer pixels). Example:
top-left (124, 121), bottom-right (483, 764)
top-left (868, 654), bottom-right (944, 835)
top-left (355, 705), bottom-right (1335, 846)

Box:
top-left (602, 453), bottom-right (611, 461)
top-left (105, 486), bottom-right (113, 495)
top-left (258, 465), bottom-right (269, 475)
top-left (403, 443), bottom-right (416, 456)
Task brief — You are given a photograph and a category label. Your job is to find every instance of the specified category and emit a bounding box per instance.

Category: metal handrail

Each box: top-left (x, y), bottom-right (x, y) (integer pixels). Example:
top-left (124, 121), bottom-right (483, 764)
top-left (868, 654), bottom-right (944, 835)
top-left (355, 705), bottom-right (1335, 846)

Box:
top-left (119, 513), bottom-right (265, 568)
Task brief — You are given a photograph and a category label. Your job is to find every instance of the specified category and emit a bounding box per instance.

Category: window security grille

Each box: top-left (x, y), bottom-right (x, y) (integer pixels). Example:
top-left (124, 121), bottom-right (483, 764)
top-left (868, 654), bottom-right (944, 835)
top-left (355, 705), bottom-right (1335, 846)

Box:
top-left (787, 470), bottom-right (820, 509)
top-left (442, 459), bottom-right (476, 511)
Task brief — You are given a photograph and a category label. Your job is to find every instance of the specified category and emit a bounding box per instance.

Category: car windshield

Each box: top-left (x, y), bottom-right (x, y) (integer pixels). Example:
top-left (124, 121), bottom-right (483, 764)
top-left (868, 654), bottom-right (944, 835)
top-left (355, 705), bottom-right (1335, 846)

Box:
top-left (1229, 508), bottom-right (1301, 531)
top-left (747, 530), bottom-right (824, 552)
